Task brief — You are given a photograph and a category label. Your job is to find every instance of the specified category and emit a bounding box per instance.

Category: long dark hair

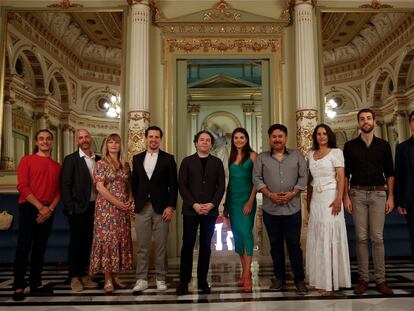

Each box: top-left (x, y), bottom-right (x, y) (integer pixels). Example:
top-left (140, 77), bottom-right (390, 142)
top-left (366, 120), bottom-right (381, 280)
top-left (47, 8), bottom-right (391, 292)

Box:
top-left (228, 128), bottom-right (254, 165)
top-left (312, 124), bottom-right (337, 150)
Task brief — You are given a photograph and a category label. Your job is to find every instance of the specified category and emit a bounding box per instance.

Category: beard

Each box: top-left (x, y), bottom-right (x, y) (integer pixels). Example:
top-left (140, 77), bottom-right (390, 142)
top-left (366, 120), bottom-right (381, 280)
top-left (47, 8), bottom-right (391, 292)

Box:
top-left (360, 124), bottom-right (374, 134)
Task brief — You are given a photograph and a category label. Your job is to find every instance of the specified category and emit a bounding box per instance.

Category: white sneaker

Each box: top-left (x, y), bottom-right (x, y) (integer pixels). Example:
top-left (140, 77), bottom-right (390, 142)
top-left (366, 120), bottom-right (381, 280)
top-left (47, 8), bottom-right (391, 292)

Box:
top-left (156, 280), bottom-right (167, 291)
top-left (133, 279), bottom-right (148, 292)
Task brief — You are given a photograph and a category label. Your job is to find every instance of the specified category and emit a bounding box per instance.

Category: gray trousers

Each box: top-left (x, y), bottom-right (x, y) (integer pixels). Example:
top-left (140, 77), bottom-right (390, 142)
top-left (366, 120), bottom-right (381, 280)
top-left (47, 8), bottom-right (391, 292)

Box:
top-left (135, 203), bottom-right (170, 281)
top-left (350, 189), bottom-right (386, 284)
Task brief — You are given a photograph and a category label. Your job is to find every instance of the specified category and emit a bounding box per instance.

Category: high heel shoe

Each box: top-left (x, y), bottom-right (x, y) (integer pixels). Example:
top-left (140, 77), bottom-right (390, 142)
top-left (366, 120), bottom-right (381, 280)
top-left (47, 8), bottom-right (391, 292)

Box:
top-left (243, 277), bottom-right (253, 293)
top-left (112, 277), bottom-right (127, 289)
top-left (104, 280), bottom-right (114, 294)
top-left (237, 276), bottom-right (245, 287)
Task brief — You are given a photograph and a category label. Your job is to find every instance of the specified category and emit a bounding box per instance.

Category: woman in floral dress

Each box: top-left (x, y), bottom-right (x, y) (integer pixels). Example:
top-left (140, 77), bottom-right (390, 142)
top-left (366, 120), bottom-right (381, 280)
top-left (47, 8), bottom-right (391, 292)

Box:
top-left (89, 133), bottom-right (133, 294)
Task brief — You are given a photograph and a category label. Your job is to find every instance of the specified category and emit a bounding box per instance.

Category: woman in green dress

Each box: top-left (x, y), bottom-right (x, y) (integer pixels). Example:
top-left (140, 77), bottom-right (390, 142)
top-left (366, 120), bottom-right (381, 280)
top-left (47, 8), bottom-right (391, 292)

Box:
top-left (224, 128), bottom-right (257, 293)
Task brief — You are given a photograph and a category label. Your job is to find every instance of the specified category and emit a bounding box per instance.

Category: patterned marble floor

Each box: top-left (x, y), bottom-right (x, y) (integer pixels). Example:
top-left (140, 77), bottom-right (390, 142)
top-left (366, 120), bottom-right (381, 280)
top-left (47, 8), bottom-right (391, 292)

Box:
top-left (1, 255), bottom-right (414, 310)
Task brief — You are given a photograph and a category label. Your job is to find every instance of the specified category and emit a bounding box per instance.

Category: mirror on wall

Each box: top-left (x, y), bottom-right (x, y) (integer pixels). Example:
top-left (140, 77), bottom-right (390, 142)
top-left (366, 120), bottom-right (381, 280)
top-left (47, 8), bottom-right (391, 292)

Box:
top-left (0, 10), bottom-right (124, 170)
top-left (319, 10), bottom-right (414, 150)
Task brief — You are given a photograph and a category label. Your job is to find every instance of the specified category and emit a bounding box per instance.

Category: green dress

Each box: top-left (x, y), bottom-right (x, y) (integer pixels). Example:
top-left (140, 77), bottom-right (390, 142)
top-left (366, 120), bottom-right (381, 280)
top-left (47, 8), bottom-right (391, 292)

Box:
top-left (226, 158), bottom-right (256, 256)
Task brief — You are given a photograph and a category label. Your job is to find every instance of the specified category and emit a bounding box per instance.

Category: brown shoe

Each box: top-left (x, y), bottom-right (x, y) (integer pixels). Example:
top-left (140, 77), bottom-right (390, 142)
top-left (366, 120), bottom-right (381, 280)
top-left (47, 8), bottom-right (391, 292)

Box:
top-left (353, 280), bottom-right (368, 294)
top-left (376, 282), bottom-right (394, 295)
top-left (71, 278), bottom-right (83, 292)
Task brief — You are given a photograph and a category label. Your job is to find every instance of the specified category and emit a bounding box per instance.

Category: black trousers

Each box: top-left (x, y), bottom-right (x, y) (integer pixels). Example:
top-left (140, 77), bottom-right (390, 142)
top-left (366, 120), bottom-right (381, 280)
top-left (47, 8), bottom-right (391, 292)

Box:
top-left (68, 202), bottom-right (95, 278)
top-left (179, 214), bottom-right (217, 287)
top-left (13, 202), bottom-right (54, 290)
top-left (263, 210), bottom-right (305, 283)
top-left (405, 209), bottom-right (414, 263)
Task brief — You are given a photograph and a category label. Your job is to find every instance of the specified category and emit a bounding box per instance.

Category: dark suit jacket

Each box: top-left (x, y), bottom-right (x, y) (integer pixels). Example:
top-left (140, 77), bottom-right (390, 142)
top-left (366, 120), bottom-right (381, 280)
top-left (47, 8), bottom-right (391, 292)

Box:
top-left (61, 150), bottom-right (101, 215)
top-left (395, 136), bottom-right (414, 211)
top-left (132, 150), bottom-right (178, 214)
top-left (178, 153), bottom-right (225, 217)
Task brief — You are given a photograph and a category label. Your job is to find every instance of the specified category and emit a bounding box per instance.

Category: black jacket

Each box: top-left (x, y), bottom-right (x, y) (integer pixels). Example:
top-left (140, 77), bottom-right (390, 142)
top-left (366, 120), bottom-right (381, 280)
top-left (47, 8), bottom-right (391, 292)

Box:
top-left (131, 150), bottom-right (178, 214)
top-left (61, 150), bottom-right (101, 215)
top-left (395, 136), bottom-right (414, 210)
top-left (178, 153), bottom-right (225, 216)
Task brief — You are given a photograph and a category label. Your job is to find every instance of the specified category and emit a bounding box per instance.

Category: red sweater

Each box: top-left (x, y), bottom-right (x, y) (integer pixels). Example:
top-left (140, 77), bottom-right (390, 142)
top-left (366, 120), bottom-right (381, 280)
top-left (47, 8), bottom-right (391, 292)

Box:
top-left (17, 154), bottom-right (61, 205)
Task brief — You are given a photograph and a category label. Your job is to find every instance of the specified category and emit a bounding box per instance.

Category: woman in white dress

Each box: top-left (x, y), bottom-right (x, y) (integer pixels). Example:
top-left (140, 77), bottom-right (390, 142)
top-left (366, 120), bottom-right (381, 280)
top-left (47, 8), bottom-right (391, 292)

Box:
top-left (306, 124), bottom-right (351, 295)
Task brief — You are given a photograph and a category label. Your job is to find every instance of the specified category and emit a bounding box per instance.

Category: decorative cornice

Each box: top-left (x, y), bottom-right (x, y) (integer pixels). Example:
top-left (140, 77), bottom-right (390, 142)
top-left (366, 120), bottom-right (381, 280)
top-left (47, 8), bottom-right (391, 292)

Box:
top-left (47, 0), bottom-right (82, 9)
top-left (360, 0), bottom-right (393, 9)
top-left (165, 38), bottom-right (281, 54)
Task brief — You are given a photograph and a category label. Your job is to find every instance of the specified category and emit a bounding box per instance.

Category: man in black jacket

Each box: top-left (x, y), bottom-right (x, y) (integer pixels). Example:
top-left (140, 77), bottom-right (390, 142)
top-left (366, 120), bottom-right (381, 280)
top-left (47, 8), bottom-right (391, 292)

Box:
top-left (395, 110), bottom-right (414, 265)
top-left (176, 130), bottom-right (225, 295)
top-left (61, 128), bottom-right (100, 291)
top-left (132, 126), bottom-right (178, 292)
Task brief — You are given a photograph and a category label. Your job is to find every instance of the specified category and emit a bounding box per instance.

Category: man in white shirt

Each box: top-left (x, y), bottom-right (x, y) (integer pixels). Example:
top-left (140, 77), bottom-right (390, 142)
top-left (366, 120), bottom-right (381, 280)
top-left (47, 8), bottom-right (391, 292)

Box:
top-left (61, 129), bottom-right (100, 292)
top-left (131, 126), bottom-right (178, 292)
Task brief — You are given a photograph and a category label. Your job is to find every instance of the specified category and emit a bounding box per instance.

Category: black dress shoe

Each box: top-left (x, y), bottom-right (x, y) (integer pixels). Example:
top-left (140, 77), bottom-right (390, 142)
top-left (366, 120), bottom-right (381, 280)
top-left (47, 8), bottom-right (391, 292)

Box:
top-left (176, 284), bottom-right (189, 296)
top-left (30, 286), bottom-right (54, 296)
top-left (198, 284), bottom-right (211, 294)
top-left (12, 290), bottom-right (25, 301)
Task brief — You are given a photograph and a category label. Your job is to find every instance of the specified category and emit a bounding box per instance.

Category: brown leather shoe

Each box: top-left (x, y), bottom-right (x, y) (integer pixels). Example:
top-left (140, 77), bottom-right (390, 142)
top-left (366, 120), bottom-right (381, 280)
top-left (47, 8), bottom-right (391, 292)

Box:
top-left (376, 282), bottom-right (394, 295)
top-left (353, 280), bottom-right (368, 294)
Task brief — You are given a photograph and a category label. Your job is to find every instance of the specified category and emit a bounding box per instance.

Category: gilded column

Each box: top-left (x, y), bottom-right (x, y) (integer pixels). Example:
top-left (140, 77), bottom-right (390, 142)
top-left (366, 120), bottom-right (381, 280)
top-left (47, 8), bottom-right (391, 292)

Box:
top-left (187, 103), bottom-right (200, 154)
top-left (127, 0), bottom-right (151, 163)
top-left (294, 0), bottom-right (318, 156)
top-left (1, 100), bottom-right (15, 169)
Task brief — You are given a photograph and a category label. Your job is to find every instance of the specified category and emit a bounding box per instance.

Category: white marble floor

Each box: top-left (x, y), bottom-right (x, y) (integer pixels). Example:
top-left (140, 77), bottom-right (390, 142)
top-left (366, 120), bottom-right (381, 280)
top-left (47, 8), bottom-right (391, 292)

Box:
top-left (1, 255), bottom-right (414, 310)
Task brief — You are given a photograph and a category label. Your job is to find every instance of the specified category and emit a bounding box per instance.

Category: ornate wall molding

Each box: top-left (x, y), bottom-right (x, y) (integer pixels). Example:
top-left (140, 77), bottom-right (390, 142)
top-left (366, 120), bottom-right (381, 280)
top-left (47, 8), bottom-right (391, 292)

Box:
top-left (165, 38), bottom-right (281, 54)
top-left (47, 0), bottom-right (83, 9)
top-left (360, 0), bottom-right (393, 9)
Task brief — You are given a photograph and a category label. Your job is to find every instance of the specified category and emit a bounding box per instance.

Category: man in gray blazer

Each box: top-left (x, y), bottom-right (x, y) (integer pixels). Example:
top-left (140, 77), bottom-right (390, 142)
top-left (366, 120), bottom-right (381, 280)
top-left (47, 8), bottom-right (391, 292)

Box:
top-left (61, 129), bottom-right (100, 292)
top-left (176, 130), bottom-right (225, 295)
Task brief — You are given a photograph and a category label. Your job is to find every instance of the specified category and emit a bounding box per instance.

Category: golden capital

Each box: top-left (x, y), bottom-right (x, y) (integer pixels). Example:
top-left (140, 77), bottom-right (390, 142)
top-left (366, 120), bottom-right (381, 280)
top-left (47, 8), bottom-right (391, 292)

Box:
top-left (291, 0), bottom-right (317, 8)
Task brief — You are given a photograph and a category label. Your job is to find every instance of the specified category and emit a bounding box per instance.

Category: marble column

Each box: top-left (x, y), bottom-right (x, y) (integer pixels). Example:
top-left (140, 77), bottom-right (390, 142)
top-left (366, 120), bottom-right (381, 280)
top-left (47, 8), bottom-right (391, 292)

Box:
top-left (187, 103), bottom-right (200, 154)
top-left (1, 100), bottom-right (15, 170)
top-left (242, 102), bottom-right (255, 137)
top-left (294, 0), bottom-right (318, 156)
top-left (34, 112), bottom-right (49, 130)
top-left (127, 0), bottom-right (151, 164)
top-left (374, 120), bottom-right (383, 139)
top-left (62, 125), bottom-right (71, 157)
top-left (395, 112), bottom-right (408, 143)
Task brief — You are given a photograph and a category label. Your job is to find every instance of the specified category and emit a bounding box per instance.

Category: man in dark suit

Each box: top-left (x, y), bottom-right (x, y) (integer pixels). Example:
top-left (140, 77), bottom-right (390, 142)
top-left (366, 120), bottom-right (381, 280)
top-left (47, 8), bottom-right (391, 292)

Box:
top-left (176, 130), bottom-right (225, 295)
top-left (132, 126), bottom-right (178, 292)
top-left (395, 110), bottom-right (414, 265)
top-left (61, 128), bottom-right (100, 292)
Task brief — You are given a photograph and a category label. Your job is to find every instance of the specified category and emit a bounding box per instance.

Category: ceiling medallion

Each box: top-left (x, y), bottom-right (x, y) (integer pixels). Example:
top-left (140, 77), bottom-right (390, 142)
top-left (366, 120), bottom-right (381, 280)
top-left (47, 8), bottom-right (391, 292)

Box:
top-left (47, 0), bottom-right (82, 9)
top-left (360, 0), bottom-right (393, 9)
top-left (203, 0), bottom-right (241, 22)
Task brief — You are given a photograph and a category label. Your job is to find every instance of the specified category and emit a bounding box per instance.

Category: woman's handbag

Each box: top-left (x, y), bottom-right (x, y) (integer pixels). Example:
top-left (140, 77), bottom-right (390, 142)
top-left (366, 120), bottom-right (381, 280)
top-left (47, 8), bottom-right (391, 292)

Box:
top-left (0, 210), bottom-right (13, 230)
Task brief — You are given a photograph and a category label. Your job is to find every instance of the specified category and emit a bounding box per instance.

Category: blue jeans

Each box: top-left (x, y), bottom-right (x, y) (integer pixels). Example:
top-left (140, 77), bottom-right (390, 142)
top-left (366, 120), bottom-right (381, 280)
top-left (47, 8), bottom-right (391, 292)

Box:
top-left (263, 210), bottom-right (305, 283)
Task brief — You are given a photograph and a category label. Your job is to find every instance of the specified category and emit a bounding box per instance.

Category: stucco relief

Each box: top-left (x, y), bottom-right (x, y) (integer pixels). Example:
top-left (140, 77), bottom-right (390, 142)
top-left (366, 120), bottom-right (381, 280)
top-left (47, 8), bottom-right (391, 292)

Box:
top-left (296, 110), bottom-right (317, 157)
top-left (33, 12), bottom-right (122, 67)
top-left (127, 111), bottom-right (150, 164)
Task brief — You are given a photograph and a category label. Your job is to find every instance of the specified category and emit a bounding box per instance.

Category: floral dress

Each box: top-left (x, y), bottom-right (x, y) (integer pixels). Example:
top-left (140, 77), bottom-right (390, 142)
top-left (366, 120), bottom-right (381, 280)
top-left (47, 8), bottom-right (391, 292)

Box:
top-left (89, 160), bottom-right (133, 275)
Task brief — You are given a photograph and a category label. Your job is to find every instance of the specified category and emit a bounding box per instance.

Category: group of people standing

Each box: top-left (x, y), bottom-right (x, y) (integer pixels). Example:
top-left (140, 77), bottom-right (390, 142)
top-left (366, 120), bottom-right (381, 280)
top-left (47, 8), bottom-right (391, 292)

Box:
top-left (11, 107), bottom-right (414, 301)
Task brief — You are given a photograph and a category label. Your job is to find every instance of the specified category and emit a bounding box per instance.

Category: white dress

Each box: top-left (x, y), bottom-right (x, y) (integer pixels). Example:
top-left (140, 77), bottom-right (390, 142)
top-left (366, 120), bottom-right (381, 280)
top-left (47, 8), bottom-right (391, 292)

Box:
top-left (306, 148), bottom-right (351, 291)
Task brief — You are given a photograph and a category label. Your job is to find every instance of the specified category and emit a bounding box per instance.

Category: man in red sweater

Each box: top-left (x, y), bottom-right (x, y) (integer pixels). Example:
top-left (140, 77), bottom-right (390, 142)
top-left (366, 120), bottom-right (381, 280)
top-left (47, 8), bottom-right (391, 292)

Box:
top-left (12, 129), bottom-right (61, 301)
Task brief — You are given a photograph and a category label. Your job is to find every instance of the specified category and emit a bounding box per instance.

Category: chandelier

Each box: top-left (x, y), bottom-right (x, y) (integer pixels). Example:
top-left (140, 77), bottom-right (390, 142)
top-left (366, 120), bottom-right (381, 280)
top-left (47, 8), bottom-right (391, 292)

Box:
top-left (102, 89), bottom-right (121, 118)
top-left (325, 97), bottom-right (338, 119)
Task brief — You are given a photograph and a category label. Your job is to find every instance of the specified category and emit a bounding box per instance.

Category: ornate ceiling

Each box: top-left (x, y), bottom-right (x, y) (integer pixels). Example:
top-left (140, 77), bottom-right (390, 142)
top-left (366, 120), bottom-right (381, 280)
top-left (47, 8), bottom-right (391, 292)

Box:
top-left (321, 12), bottom-right (410, 67)
top-left (29, 11), bottom-right (123, 67)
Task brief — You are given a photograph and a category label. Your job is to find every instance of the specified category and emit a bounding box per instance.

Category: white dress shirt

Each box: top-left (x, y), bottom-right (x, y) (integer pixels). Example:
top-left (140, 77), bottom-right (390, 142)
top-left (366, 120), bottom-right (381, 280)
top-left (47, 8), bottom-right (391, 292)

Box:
top-left (79, 149), bottom-right (97, 201)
